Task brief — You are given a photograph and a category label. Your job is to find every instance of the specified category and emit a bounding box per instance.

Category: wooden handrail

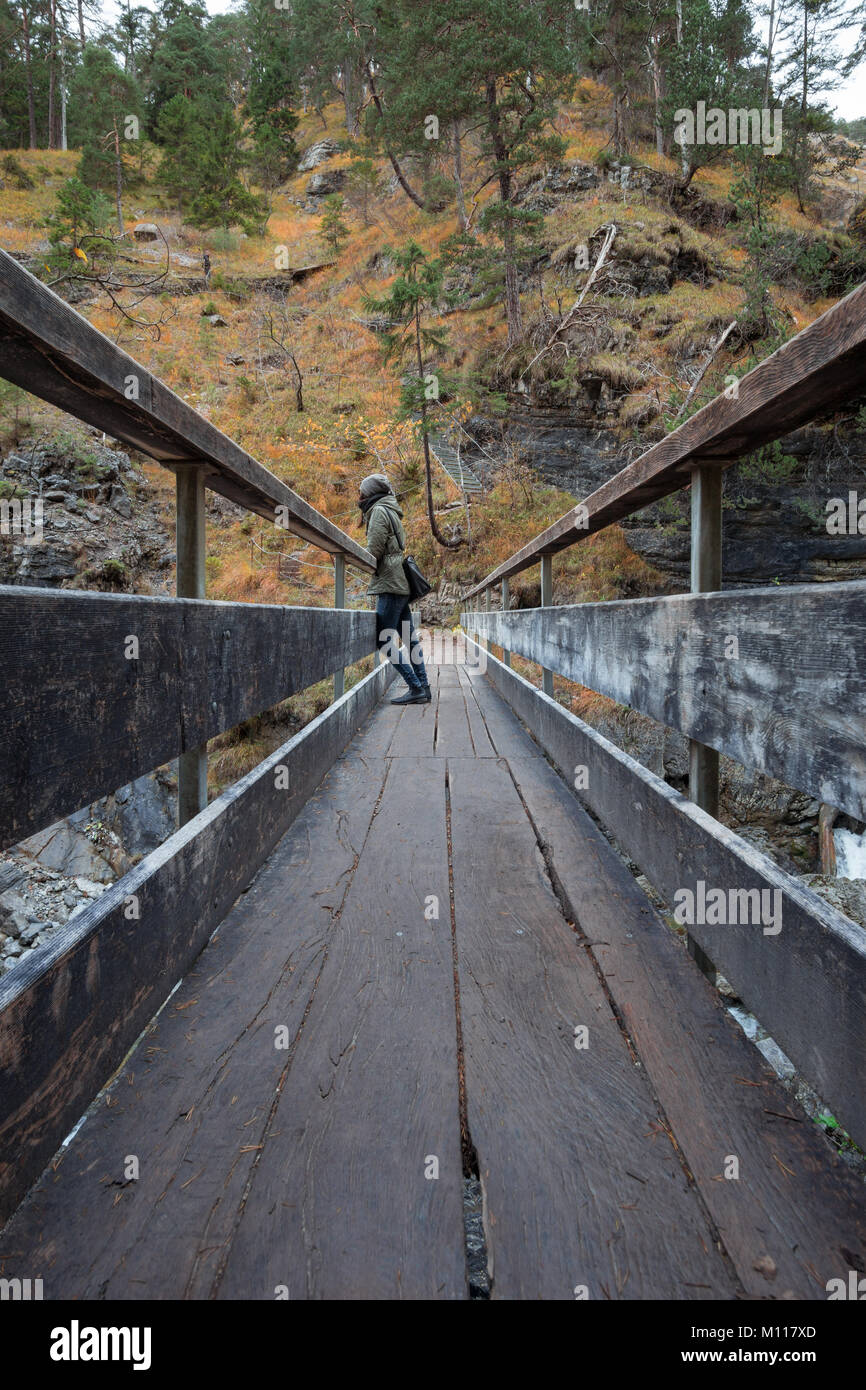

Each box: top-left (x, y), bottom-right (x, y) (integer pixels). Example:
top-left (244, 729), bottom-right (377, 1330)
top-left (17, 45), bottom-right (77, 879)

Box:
top-left (0, 250), bottom-right (375, 571)
top-left (463, 278), bottom-right (866, 599)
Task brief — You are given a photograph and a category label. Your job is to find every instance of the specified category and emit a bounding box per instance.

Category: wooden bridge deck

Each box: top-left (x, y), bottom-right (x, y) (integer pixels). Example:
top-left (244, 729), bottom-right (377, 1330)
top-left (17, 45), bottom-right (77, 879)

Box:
top-left (1, 661), bottom-right (864, 1301)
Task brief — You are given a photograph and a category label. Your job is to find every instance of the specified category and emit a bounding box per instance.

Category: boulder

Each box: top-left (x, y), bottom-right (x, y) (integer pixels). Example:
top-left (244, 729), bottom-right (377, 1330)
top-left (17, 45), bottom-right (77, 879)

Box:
top-left (73, 877), bottom-right (104, 898)
top-left (133, 223), bottom-right (160, 242)
top-left (802, 874), bottom-right (866, 931)
top-left (109, 483), bottom-right (133, 518)
top-left (18, 814), bottom-right (117, 882)
top-left (0, 889), bottom-right (31, 937)
top-left (5, 542), bottom-right (78, 587)
top-left (0, 863), bottom-right (26, 895)
top-left (19, 921), bottom-right (47, 945)
top-left (307, 168), bottom-right (346, 197)
top-left (298, 139), bottom-right (341, 172)
top-left (205, 313), bottom-right (228, 328)
top-left (111, 771), bottom-right (176, 855)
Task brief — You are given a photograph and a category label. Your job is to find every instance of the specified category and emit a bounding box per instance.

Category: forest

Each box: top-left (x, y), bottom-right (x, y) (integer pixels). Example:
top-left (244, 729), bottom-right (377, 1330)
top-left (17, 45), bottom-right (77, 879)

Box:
top-left (2, 0), bottom-right (866, 595)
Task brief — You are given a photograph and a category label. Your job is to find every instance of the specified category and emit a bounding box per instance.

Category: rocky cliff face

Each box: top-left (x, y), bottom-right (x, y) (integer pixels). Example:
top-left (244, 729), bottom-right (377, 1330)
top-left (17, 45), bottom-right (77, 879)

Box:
top-left (0, 433), bottom-right (175, 592)
top-left (464, 410), bottom-right (866, 588)
top-left (0, 766), bottom-right (177, 978)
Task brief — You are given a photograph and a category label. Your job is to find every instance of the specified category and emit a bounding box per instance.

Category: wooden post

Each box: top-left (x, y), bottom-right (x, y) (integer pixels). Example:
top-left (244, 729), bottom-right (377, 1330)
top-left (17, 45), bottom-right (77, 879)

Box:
top-left (502, 577), bottom-right (511, 668)
top-left (334, 552), bottom-right (346, 701)
top-left (688, 465), bottom-right (722, 979)
top-left (540, 554), bottom-right (554, 698)
top-left (176, 465), bottom-right (208, 827)
top-left (819, 803), bottom-right (838, 876)
top-left (484, 586), bottom-right (491, 652)
top-left (472, 592), bottom-right (482, 658)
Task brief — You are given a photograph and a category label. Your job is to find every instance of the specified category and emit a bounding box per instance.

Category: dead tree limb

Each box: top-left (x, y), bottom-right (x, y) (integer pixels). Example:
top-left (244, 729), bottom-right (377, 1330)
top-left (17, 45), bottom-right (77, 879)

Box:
top-left (521, 222), bottom-right (618, 381)
top-left (675, 319), bottom-right (738, 420)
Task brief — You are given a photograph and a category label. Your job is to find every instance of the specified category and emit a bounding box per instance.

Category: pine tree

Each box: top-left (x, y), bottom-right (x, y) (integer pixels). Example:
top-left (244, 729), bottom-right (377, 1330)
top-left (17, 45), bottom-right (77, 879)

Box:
top-left (775, 0), bottom-right (850, 212)
top-left (576, 0), bottom-right (660, 156)
top-left (345, 155), bottom-right (380, 227)
top-left (146, 0), bottom-right (231, 132)
top-left (288, 0), bottom-right (369, 138)
top-left (363, 242), bottom-right (464, 550)
top-left (187, 106), bottom-right (268, 234)
top-left (319, 193), bottom-right (349, 253)
top-left (43, 174), bottom-right (114, 275)
top-left (156, 91), bottom-right (207, 218)
top-left (244, 0), bottom-right (299, 190)
top-left (662, 0), bottom-right (756, 190)
top-left (69, 44), bottom-right (143, 233)
top-left (364, 0), bottom-right (578, 345)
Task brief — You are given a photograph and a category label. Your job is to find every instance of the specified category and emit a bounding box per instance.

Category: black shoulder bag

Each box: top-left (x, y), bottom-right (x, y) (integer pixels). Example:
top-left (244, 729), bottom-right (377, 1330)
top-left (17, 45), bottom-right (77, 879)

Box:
top-left (385, 509), bottom-right (432, 601)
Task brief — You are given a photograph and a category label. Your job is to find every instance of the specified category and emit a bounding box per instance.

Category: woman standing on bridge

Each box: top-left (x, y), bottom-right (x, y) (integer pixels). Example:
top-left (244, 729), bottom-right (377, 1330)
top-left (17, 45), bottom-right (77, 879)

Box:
top-left (359, 473), bottom-right (431, 706)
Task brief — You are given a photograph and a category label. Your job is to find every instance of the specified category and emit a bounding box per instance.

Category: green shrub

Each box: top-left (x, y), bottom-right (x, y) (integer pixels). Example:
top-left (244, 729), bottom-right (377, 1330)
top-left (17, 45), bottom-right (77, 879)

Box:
top-left (739, 440), bottom-right (800, 485)
top-left (1, 153), bottom-right (35, 189)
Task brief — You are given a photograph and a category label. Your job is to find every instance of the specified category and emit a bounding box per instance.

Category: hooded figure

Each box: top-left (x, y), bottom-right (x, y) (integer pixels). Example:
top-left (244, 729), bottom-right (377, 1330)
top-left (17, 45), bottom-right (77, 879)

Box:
top-left (359, 473), bottom-right (431, 705)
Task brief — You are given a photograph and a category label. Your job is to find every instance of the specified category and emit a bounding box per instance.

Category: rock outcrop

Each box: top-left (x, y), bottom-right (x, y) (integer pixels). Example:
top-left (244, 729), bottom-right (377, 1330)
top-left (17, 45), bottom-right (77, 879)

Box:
top-left (462, 412), bottom-right (866, 588)
top-left (0, 767), bottom-right (178, 978)
top-left (0, 434), bottom-right (174, 592)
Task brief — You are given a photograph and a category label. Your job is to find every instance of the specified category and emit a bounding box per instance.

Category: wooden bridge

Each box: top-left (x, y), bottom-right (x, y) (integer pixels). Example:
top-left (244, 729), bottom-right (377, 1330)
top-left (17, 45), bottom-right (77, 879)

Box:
top-left (0, 249), bottom-right (865, 1301)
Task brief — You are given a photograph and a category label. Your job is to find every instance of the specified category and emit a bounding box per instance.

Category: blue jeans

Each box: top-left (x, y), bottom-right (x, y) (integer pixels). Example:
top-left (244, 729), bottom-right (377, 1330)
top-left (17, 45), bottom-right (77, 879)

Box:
top-left (376, 593), bottom-right (429, 691)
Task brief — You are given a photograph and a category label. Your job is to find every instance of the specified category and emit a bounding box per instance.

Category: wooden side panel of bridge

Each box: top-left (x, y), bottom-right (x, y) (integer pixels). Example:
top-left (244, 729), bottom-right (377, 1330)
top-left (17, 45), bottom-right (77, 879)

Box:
top-left (1, 252), bottom-right (866, 1301)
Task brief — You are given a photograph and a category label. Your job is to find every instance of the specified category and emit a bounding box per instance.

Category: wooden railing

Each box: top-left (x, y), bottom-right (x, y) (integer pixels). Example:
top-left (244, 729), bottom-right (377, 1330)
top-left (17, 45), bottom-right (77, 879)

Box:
top-left (463, 279), bottom-right (866, 597)
top-left (466, 583), bottom-right (866, 823)
top-left (0, 254), bottom-right (391, 1224)
top-left (462, 279), bottom-right (866, 1152)
top-left (0, 250), bottom-right (375, 562)
top-left (0, 590), bottom-right (386, 849)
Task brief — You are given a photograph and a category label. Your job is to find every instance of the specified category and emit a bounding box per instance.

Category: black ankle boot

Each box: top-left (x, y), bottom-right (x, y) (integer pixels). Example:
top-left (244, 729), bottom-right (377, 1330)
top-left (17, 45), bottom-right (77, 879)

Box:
top-left (391, 687), bottom-right (428, 705)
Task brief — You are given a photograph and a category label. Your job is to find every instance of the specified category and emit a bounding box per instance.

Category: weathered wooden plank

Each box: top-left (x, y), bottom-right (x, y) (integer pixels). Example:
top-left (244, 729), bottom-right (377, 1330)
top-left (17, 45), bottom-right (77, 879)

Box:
top-left (466, 580), bottom-right (866, 821)
top-left (0, 250), bottom-right (374, 566)
top-left (474, 642), bottom-right (866, 1151)
top-left (214, 756), bottom-right (466, 1299)
top-left (0, 724), bottom-right (396, 1296)
top-left (456, 662), bottom-right (543, 761)
top-left (434, 681), bottom-right (475, 758)
top-left (0, 661), bottom-right (395, 1227)
top-left (0, 586), bottom-right (380, 848)
top-left (388, 682), bottom-right (438, 757)
top-left (351, 683), bottom-right (404, 758)
top-left (505, 751), bottom-right (866, 1298)
top-left (455, 666), bottom-right (496, 756)
top-left (448, 755), bottom-right (737, 1299)
top-left (437, 663), bottom-right (461, 684)
top-left (463, 279), bottom-right (866, 597)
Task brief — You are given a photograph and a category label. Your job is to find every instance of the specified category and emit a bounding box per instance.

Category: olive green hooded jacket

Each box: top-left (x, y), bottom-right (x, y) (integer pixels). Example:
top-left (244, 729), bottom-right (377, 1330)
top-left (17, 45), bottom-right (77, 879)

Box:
top-left (364, 493), bottom-right (410, 596)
